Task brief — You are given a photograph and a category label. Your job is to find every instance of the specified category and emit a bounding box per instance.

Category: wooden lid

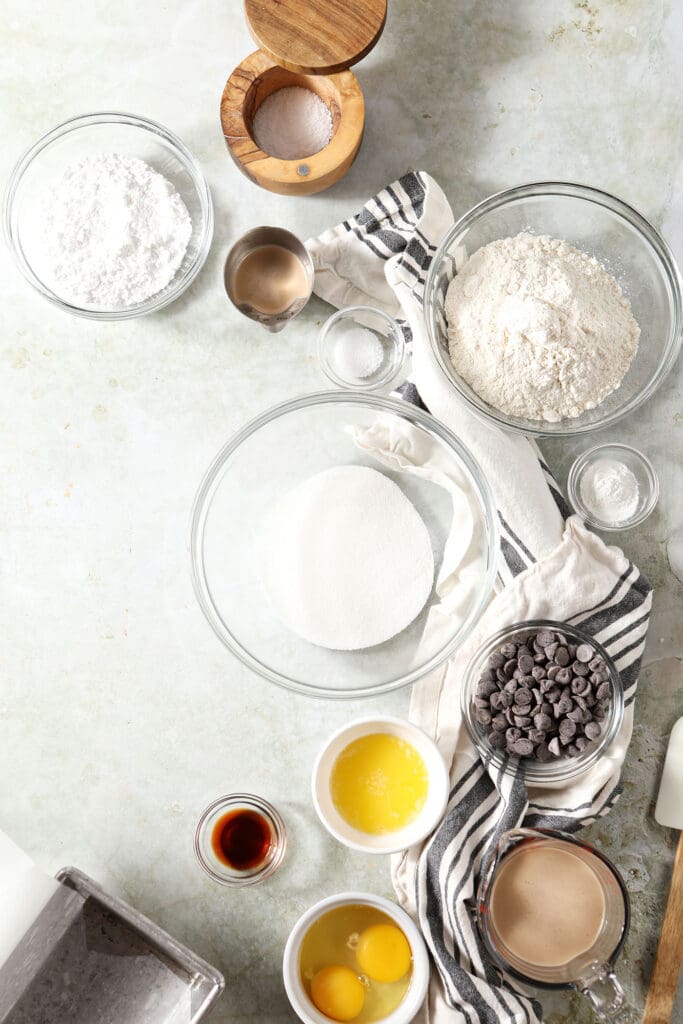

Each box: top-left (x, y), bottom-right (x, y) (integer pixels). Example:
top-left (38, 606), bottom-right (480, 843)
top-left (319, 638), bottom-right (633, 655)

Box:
top-left (244, 0), bottom-right (387, 75)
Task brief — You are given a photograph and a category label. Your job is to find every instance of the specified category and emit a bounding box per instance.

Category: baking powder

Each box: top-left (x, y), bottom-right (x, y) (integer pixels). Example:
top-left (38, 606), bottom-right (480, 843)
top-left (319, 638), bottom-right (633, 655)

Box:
top-left (579, 457), bottom-right (640, 523)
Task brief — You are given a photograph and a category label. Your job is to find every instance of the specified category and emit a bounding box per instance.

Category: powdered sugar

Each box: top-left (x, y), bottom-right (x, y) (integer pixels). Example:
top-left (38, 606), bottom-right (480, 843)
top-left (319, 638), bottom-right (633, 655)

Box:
top-left (32, 153), bottom-right (192, 309)
top-left (252, 87), bottom-right (333, 160)
top-left (445, 233), bottom-right (640, 422)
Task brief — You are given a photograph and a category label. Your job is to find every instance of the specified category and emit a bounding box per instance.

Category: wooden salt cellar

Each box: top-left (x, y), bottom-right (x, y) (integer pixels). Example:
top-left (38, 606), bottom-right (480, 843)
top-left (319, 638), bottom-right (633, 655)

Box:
top-left (220, 0), bottom-right (386, 196)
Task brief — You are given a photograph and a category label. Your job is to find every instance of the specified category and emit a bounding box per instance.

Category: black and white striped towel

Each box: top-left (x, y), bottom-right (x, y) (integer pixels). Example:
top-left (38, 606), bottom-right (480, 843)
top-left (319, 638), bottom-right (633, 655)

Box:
top-left (307, 172), bottom-right (652, 1024)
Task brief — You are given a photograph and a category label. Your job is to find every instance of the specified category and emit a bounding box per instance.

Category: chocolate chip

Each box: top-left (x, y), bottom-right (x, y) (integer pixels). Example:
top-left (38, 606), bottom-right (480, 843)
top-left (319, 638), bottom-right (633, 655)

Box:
top-left (531, 666), bottom-right (547, 681)
top-left (555, 646), bottom-right (570, 667)
top-left (489, 652), bottom-right (505, 669)
top-left (518, 654), bottom-right (534, 674)
top-left (506, 727), bottom-right (522, 743)
top-left (491, 714), bottom-right (507, 731)
top-left (512, 738), bottom-right (534, 756)
top-left (514, 715), bottom-right (532, 728)
top-left (504, 679), bottom-right (519, 694)
top-left (527, 728), bottom-right (546, 745)
top-left (535, 742), bottom-right (553, 762)
top-left (488, 730), bottom-right (506, 749)
top-left (555, 667), bottom-right (572, 686)
top-left (514, 687), bottom-right (532, 706)
top-left (475, 708), bottom-right (492, 726)
top-left (572, 661), bottom-right (590, 677)
top-left (584, 721), bottom-right (602, 740)
top-left (534, 712), bottom-right (552, 731)
top-left (473, 696), bottom-right (490, 709)
top-left (477, 678), bottom-right (499, 699)
top-left (547, 664), bottom-right (560, 680)
top-left (576, 643), bottom-right (594, 663)
top-left (504, 658), bottom-right (517, 678)
top-left (501, 642), bottom-right (518, 659)
top-left (548, 737), bottom-right (561, 757)
top-left (596, 681), bottom-right (612, 701)
top-left (537, 630), bottom-right (556, 648)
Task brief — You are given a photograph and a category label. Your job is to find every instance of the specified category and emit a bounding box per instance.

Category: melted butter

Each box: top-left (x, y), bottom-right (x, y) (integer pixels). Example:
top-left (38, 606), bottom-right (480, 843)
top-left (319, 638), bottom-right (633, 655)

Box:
top-left (330, 733), bottom-right (429, 835)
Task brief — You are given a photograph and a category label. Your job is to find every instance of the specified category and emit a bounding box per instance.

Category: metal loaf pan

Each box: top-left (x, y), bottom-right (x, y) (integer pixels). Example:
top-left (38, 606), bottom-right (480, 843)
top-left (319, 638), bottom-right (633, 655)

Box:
top-left (1, 866), bottom-right (224, 1024)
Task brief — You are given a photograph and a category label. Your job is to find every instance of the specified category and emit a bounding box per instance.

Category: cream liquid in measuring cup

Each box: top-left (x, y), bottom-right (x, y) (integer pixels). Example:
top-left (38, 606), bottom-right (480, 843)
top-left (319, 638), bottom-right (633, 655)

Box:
top-left (489, 841), bottom-right (606, 969)
top-left (232, 244), bottom-right (309, 315)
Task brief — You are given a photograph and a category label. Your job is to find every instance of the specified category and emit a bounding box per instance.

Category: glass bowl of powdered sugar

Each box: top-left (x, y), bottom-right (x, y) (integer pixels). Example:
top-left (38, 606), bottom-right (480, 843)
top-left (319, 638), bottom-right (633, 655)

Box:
top-left (190, 391), bottom-right (498, 698)
top-left (4, 111), bottom-right (213, 319)
top-left (424, 181), bottom-right (682, 437)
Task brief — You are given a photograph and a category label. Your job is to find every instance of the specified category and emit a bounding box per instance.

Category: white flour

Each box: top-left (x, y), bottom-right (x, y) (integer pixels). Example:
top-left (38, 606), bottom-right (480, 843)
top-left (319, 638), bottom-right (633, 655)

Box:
top-left (445, 233), bottom-right (640, 422)
top-left (33, 153), bottom-right (192, 309)
top-left (258, 465), bottom-right (434, 650)
top-left (253, 87), bottom-right (333, 160)
top-left (579, 457), bottom-right (640, 523)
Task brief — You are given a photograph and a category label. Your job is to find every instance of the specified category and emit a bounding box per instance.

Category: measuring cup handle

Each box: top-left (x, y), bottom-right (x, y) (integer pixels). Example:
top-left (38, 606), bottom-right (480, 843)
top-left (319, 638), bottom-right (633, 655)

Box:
top-left (576, 961), bottom-right (639, 1023)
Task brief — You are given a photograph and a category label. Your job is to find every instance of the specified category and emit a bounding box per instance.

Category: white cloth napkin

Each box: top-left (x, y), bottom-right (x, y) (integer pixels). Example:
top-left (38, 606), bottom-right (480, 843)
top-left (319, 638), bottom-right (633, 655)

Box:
top-left (307, 173), bottom-right (651, 1024)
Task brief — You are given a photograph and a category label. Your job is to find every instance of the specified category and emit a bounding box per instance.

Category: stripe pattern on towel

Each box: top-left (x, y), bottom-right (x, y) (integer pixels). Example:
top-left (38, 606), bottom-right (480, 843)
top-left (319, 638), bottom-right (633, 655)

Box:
top-left (333, 173), bottom-right (652, 1024)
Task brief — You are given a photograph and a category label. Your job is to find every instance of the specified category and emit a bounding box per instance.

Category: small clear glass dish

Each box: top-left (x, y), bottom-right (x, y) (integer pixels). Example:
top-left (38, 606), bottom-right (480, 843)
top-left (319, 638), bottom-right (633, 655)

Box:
top-left (318, 305), bottom-right (405, 390)
top-left (461, 620), bottom-right (624, 787)
top-left (194, 793), bottom-right (286, 887)
top-left (567, 443), bottom-right (659, 531)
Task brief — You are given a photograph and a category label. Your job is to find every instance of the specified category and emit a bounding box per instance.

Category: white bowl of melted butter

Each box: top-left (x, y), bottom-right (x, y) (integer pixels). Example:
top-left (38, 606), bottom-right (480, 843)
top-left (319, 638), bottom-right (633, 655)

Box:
top-left (312, 716), bottom-right (450, 854)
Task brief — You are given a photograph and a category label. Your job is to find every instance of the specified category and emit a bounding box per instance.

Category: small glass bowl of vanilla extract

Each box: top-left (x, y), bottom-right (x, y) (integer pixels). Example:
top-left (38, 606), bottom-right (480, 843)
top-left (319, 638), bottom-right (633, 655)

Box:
top-left (194, 793), bottom-right (287, 886)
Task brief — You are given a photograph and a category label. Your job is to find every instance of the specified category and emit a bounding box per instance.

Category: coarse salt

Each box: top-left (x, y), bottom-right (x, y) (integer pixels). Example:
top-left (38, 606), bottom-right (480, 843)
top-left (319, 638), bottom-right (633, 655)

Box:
top-left (332, 325), bottom-right (384, 380)
top-left (252, 87), bottom-right (333, 160)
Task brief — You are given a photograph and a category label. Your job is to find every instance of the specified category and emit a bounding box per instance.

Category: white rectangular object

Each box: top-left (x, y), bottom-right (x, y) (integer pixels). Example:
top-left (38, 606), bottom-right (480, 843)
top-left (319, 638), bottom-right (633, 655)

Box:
top-left (655, 717), bottom-right (683, 830)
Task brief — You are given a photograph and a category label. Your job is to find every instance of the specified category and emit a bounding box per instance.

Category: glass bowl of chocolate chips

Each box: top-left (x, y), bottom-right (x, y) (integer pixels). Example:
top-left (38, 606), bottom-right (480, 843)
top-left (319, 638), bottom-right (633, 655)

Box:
top-left (461, 620), bottom-right (624, 786)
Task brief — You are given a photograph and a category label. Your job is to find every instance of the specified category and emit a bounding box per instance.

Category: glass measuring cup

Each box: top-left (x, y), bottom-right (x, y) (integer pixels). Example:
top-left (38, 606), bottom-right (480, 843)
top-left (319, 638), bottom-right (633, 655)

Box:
top-left (476, 828), bottom-right (636, 1022)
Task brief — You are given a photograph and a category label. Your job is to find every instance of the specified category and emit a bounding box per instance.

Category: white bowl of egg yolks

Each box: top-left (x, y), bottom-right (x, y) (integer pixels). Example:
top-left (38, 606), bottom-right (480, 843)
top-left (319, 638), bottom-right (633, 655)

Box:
top-left (283, 892), bottom-right (430, 1024)
top-left (312, 716), bottom-right (450, 855)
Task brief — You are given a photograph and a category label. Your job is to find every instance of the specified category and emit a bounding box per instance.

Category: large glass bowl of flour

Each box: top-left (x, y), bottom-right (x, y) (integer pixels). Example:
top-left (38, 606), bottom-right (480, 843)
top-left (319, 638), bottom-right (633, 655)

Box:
top-left (4, 112), bottom-right (213, 319)
top-left (424, 181), bottom-right (682, 437)
top-left (190, 392), bottom-right (498, 698)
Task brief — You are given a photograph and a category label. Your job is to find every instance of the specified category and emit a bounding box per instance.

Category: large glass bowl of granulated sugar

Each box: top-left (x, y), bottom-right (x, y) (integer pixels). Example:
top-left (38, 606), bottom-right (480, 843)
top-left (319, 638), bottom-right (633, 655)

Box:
top-left (424, 181), bottom-right (682, 437)
top-left (190, 392), bottom-right (498, 699)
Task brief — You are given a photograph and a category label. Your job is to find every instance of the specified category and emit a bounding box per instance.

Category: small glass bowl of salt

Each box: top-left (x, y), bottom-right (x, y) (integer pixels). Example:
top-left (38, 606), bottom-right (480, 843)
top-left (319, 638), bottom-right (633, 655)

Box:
top-left (318, 305), bottom-right (405, 391)
top-left (567, 443), bottom-right (659, 531)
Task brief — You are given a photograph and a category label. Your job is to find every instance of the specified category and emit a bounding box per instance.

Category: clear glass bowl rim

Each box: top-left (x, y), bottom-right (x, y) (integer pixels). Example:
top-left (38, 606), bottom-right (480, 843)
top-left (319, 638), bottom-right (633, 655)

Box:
top-left (460, 618), bottom-right (625, 784)
top-left (4, 110), bottom-right (214, 320)
top-left (424, 180), bottom-right (683, 438)
top-left (567, 443), bottom-right (660, 532)
top-left (317, 304), bottom-right (405, 391)
top-left (194, 792), bottom-right (287, 887)
top-left (190, 390), bottom-right (500, 700)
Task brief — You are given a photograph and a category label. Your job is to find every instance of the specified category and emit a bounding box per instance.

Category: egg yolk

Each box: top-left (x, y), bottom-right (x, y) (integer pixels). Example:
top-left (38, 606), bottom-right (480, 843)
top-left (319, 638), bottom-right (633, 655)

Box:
top-left (356, 923), bottom-right (412, 984)
top-left (310, 965), bottom-right (365, 1021)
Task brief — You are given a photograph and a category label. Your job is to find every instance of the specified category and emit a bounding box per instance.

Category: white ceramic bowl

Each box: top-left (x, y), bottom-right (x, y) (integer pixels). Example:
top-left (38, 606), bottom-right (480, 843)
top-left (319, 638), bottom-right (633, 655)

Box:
top-left (312, 716), bottom-right (450, 854)
top-left (283, 892), bottom-right (430, 1024)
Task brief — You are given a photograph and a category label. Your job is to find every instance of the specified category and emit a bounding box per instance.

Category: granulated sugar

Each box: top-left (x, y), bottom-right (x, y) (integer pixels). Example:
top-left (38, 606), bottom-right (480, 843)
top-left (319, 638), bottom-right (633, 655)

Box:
top-left (253, 87), bottom-right (333, 160)
top-left (258, 465), bottom-right (434, 650)
top-left (31, 153), bottom-right (192, 309)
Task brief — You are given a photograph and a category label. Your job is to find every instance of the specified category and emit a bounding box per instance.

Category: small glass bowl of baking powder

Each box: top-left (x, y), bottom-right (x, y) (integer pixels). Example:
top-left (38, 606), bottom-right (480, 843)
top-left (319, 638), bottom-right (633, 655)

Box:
top-left (567, 443), bottom-right (659, 531)
top-left (318, 306), bottom-right (405, 391)
top-left (4, 111), bottom-right (213, 320)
